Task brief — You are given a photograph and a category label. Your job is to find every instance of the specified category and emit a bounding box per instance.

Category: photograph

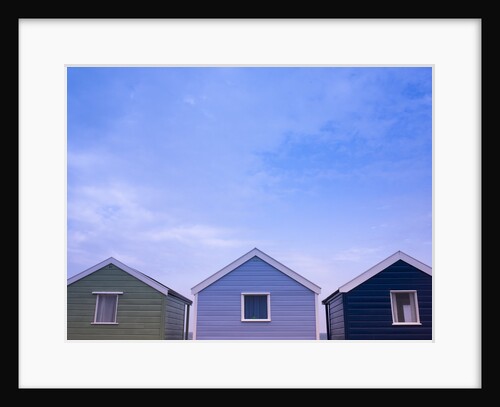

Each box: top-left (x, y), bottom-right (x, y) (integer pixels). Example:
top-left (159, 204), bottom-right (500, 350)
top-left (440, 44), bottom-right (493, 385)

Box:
top-left (66, 66), bottom-right (432, 341)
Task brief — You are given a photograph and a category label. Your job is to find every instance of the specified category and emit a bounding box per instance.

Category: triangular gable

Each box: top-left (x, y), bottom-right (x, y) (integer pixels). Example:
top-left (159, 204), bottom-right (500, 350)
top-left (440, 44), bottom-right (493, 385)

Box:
top-left (338, 250), bottom-right (432, 294)
top-left (67, 257), bottom-right (170, 296)
top-left (191, 248), bottom-right (321, 295)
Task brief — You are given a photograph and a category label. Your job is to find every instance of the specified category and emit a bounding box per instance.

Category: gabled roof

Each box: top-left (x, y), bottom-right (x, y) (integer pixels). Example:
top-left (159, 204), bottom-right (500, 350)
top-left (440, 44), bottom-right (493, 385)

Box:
top-left (322, 251), bottom-right (431, 304)
top-left (67, 257), bottom-right (192, 304)
top-left (191, 248), bottom-right (321, 295)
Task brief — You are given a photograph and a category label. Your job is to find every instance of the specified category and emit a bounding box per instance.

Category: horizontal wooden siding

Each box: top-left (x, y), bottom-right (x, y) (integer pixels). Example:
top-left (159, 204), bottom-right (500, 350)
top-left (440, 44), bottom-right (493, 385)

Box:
top-left (326, 293), bottom-right (345, 340)
top-left (67, 264), bottom-right (165, 340)
top-left (165, 294), bottom-right (187, 340)
top-left (344, 260), bottom-right (432, 340)
top-left (196, 256), bottom-right (316, 340)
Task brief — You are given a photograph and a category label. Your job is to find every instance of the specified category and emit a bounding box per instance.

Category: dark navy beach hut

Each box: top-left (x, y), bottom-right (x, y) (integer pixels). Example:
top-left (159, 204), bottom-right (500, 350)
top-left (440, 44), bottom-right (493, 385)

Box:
top-left (191, 248), bottom-right (322, 340)
top-left (322, 251), bottom-right (432, 340)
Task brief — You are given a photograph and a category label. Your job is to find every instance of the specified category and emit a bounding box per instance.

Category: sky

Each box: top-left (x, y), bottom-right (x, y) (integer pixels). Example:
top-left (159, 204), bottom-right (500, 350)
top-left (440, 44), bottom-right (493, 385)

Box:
top-left (67, 66), bottom-right (432, 335)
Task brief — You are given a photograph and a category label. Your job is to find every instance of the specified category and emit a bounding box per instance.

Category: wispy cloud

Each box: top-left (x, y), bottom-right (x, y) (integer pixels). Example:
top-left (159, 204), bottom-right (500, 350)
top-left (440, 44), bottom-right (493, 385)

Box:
top-left (68, 183), bottom-right (158, 227)
top-left (67, 150), bottom-right (119, 171)
top-left (183, 95), bottom-right (196, 106)
top-left (332, 247), bottom-right (382, 262)
top-left (146, 224), bottom-right (246, 248)
top-left (276, 251), bottom-right (335, 278)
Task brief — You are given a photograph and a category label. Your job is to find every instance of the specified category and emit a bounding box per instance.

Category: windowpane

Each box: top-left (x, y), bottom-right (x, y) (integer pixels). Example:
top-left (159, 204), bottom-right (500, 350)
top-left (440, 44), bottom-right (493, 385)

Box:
top-left (95, 295), bottom-right (118, 322)
top-left (393, 292), bottom-right (418, 323)
top-left (244, 295), bottom-right (268, 319)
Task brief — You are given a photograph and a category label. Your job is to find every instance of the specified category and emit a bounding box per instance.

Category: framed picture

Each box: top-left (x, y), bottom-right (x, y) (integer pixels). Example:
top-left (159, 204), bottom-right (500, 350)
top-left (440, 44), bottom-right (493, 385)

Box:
top-left (19, 19), bottom-right (481, 389)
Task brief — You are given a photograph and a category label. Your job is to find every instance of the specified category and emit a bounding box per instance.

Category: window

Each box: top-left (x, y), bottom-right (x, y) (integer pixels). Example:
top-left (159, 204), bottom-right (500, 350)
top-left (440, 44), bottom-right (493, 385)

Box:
top-left (92, 292), bottom-right (123, 324)
top-left (390, 290), bottom-right (421, 325)
top-left (241, 293), bottom-right (271, 322)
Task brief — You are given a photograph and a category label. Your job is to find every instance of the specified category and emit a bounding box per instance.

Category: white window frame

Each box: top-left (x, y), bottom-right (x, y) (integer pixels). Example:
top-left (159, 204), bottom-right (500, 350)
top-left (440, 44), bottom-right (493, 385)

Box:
top-left (241, 292), bottom-right (271, 322)
top-left (390, 290), bottom-right (422, 325)
top-left (91, 291), bottom-right (123, 325)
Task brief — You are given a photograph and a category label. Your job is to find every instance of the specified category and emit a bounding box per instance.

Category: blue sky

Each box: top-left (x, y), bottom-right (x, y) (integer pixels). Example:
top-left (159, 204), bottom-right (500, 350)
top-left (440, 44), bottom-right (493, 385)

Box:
top-left (67, 66), bottom-right (432, 334)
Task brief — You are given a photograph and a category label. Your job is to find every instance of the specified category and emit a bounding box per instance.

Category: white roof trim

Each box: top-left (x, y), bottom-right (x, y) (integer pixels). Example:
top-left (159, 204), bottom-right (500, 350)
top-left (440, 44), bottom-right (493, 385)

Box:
top-left (338, 251), bottom-right (432, 293)
top-left (191, 248), bottom-right (321, 295)
top-left (67, 257), bottom-right (169, 296)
